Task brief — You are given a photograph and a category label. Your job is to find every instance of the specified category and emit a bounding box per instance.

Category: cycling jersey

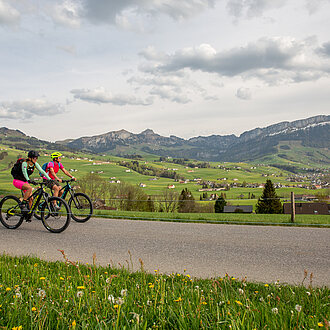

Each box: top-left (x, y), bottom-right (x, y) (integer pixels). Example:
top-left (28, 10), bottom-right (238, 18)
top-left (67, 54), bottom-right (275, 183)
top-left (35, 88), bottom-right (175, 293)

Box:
top-left (12, 161), bottom-right (51, 182)
top-left (44, 161), bottom-right (64, 180)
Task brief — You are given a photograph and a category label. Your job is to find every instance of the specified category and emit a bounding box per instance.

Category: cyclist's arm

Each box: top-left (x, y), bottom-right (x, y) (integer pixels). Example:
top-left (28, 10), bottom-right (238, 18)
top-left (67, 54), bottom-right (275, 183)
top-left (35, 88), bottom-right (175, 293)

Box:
top-left (35, 162), bottom-right (51, 180)
top-left (61, 167), bottom-right (75, 179)
top-left (22, 162), bottom-right (30, 181)
top-left (49, 167), bottom-right (61, 181)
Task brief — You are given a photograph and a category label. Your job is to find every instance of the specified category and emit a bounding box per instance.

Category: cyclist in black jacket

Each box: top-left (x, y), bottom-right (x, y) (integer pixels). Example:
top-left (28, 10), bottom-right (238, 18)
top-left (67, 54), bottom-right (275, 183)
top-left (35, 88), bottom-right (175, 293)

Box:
top-left (12, 150), bottom-right (51, 211)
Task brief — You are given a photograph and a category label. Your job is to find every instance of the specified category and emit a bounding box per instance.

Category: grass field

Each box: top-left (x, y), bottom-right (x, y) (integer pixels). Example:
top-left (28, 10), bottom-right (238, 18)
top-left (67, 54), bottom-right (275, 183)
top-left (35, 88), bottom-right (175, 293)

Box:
top-left (0, 254), bottom-right (329, 329)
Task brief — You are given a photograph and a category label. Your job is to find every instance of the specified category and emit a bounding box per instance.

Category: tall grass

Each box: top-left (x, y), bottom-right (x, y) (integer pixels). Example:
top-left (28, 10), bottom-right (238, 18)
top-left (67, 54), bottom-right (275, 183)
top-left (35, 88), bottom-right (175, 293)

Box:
top-left (0, 253), bottom-right (329, 329)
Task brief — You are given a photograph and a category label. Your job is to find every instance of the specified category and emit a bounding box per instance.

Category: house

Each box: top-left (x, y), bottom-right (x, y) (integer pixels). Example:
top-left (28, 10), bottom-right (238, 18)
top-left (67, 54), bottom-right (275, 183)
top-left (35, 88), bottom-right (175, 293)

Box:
top-left (224, 205), bottom-right (253, 213)
top-left (283, 203), bottom-right (329, 215)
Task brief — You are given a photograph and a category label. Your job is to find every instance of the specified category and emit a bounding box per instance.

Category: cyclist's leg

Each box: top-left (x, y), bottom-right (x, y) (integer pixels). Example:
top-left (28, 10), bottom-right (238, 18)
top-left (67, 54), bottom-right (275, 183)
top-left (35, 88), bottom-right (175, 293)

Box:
top-left (13, 180), bottom-right (31, 210)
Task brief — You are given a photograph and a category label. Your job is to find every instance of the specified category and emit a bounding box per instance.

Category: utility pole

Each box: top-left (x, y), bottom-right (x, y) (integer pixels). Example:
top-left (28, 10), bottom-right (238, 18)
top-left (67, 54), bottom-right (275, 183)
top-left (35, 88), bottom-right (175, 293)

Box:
top-left (290, 191), bottom-right (295, 223)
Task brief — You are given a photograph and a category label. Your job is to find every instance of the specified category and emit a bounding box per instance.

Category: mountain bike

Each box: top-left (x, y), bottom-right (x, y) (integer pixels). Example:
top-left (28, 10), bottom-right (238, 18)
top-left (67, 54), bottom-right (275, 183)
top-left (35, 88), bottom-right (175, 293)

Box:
top-left (0, 182), bottom-right (71, 233)
top-left (34, 179), bottom-right (93, 223)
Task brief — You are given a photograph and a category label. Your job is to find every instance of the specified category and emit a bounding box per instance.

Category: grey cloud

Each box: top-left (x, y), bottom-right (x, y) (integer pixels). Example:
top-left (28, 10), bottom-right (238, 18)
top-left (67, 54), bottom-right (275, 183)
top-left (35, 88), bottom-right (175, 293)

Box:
top-left (305, 0), bottom-right (330, 14)
top-left (0, 99), bottom-right (65, 119)
top-left (317, 42), bottom-right (330, 57)
top-left (0, 0), bottom-right (20, 26)
top-left (236, 87), bottom-right (251, 100)
top-left (226, 0), bottom-right (287, 18)
top-left (145, 38), bottom-right (330, 84)
top-left (71, 87), bottom-right (153, 106)
top-left (150, 87), bottom-right (190, 104)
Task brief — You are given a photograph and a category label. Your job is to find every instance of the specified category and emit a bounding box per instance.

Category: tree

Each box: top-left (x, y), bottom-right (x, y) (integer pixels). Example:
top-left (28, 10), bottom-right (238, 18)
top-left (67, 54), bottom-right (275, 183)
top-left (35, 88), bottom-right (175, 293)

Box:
top-left (178, 188), bottom-right (195, 213)
top-left (255, 179), bottom-right (282, 214)
top-left (214, 196), bottom-right (227, 213)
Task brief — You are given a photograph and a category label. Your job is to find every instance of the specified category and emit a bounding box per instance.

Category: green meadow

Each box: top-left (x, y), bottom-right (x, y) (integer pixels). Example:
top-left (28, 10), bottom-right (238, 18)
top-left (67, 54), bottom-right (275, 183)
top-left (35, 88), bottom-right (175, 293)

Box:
top-left (0, 254), bottom-right (329, 329)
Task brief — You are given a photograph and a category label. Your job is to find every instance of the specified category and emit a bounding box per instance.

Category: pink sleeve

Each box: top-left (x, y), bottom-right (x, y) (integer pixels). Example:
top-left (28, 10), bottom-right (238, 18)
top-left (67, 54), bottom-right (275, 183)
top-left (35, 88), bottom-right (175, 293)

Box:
top-left (47, 161), bottom-right (54, 169)
top-left (59, 162), bottom-right (64, 170)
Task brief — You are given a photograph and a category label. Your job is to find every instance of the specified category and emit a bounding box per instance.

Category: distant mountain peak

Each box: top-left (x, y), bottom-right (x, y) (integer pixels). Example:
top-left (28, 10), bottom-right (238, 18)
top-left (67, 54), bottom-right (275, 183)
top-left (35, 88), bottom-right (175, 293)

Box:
top-left (140, 129), bottom-right (155, 135)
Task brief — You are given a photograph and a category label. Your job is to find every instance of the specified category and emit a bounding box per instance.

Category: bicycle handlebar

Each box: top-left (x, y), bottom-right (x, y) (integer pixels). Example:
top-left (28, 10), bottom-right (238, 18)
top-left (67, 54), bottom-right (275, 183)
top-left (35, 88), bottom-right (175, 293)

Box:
top-left (61, 179), bottom-right (76, 183)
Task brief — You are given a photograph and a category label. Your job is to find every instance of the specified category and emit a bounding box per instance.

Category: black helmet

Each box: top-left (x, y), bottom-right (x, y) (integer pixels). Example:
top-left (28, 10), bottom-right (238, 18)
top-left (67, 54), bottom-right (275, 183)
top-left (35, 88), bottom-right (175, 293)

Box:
top-left (28, 150), bottom-right (40, 158)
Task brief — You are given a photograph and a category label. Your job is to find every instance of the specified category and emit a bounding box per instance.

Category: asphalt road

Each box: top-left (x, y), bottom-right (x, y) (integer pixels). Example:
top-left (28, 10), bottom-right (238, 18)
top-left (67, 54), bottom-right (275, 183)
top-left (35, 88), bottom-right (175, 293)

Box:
top-left (1, 218), bottom-right (329, 286)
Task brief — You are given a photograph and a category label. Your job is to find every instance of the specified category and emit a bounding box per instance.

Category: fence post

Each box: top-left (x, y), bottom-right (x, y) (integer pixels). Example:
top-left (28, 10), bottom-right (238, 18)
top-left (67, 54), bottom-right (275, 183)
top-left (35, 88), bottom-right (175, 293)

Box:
top-left (290, 191), bottom-right (295, 223)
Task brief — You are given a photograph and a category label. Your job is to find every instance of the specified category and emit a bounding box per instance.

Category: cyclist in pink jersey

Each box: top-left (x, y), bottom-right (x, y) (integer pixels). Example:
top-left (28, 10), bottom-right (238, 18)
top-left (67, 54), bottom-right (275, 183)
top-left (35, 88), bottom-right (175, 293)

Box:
top-left (43, 152), bottom-right (76, 199)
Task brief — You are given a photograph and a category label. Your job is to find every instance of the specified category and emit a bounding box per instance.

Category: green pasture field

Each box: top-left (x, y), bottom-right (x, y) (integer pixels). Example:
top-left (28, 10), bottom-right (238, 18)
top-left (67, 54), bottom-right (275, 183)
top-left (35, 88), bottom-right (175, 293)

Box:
top-left (0, 254), bottom-right (328, 329)
top-left (0, 145), bottom-right (328, 202)
top-left (91, 210), bottom-right (330, 226)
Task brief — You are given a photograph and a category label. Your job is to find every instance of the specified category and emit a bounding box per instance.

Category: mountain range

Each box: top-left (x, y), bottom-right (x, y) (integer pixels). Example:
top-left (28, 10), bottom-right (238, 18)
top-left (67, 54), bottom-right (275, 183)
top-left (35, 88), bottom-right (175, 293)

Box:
top-left (1, 115), bottom-right (329, 165)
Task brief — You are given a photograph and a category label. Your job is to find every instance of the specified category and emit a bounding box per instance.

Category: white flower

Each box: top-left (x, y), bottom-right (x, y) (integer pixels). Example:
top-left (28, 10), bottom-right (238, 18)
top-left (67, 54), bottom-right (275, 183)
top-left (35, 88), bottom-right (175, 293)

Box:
top-left (15, 292), bottom-right (22, 298)
top-left (295, 304), bottom-right (302, 313)
top-left (219, 301), bottom-right (225, 306)
top-left (115, 297), bottom-right (124, 305)
top-left (238, 288), bottom-right (244, 294)
top-left (271, 308), bottom-right (278, 314)
top-left (121, 289), bottom-right (128, 297)
top-left (106, 278), bottom-right (111, 284)
top-left (37, 289), bottom-right (46, 299)
top-left (108, 295), bottom-right (115, 303)
top-left (147, 300), bottom-right (152, 306)
top-left (195, 286), bottom-right (199, 290)
top-left (306, 291), bottom-right (311, 296)
top-left (259, 297), bottom-right (264, 302)
top-left (76, 291), bottom-right (84, 298)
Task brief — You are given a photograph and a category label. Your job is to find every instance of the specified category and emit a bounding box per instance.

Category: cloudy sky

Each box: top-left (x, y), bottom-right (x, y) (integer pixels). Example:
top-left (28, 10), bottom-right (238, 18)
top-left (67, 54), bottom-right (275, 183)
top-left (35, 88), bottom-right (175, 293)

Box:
top-left (0, 0), bottom-right (329, 141)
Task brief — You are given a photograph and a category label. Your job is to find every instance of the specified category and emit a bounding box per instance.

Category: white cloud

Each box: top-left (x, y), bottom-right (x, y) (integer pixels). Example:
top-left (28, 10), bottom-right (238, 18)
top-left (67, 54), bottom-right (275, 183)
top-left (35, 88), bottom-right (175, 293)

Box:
top-left (149, 86), bottom-right (190, 103)
top-left (142, 37), bottom-right (330, 85)
top-left (0, 99), bottom-right (65, 119)
top-left (236, 87), bottom-right (251, 100)
top-left (51, 0), bottom-right (82, 28)
top-left (71, 87), bottom-right (154, 106)
top-left (0, 0), bottom-right (20, 26)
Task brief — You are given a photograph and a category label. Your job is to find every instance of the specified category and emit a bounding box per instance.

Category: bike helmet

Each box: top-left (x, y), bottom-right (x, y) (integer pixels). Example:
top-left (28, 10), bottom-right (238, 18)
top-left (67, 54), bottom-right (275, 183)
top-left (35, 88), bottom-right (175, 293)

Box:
top-left (28, 150), bottom-right (40, 158)
top-left (51, 152), bottom-right (62, 159)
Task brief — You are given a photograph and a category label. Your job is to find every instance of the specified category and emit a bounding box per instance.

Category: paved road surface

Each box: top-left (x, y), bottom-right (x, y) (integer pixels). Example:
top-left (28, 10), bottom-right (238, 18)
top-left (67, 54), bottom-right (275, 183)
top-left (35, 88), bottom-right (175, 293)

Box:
top-left (1, 218), bottom-right (329, 286)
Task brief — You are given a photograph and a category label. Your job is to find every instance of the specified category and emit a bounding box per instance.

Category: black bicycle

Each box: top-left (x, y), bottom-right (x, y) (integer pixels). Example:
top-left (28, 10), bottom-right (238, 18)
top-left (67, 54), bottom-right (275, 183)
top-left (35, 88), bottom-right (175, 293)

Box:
top-left (0, 182), bottom-right (71, 233)
top-left (34, 179), bottom-right (93, 223)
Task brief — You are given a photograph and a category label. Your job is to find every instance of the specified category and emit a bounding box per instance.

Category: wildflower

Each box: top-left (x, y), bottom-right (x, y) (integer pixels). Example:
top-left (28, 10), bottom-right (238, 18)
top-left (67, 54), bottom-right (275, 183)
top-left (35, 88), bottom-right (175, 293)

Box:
top-left (186, 274), bottom-right (191, 278)
top-left (264, 284), bottom-right (269, 287)
top-left (34, 263), bottom-right (38, 267)
top-left (174, 297), bottom-right (182, 302)
top-left (295, 305), bottom-right (302, 313)
top-left (76, 291), bottom-right (84, 298)
top-left (115, 297), bottom-right (124, 305)
top-left (60, 277), bottom-right (64, 280)
top-left (318, 322), bottom-right (324, 327)
top-left (37, 289), bottom-right (46, 299)
top-left (72, 320), bottom-right (76, 327)
top-left (15, 292), bottom-right (22, 298)
top-left (148, 283), bottom-right (154, 289)
top-left (121, 289), bottom-right (128, 297)
top-left (77, 286), bottom-right (85, 290)
top-left (11, 327), bottom-right (22, 330)
top-left (235, 300), bottom-right (243, 306)
top-left (195, 286), bottom-right (199, 290)
top-left (106, 278), bottom-right (111, 284)
top-left (238, 288), bottom-right (244, 294)
top-left (201, 301), bottom-right (207, 305)
top-left (32, 307), bottom-right (37, 312)
top-left (219, 301), bottom-right (225, 306)
top-left (39, 277), bottom-right (46, 280)
top-left (260, 297), bottom-right (264, 302)
top-left (271, 308), bottom-right (278, 314)
top-left (6, 287), bottom-right (11, 291)
top-left (177, 273), bottom-right (181, 277)
top-left (306, 291), bottom-right (311, 296)
top-left (114, 305), bottom-right (119, 309)
top-left (147, 300), bottom-right (152, 306)
top-left (108, 295), bottom-right (115, 303)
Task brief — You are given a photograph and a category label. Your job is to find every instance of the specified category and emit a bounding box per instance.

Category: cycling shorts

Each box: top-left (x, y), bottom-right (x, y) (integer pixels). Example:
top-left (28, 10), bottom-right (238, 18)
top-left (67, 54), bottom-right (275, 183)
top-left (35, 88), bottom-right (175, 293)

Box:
top-left (13, 179), bottom-right (28, 190)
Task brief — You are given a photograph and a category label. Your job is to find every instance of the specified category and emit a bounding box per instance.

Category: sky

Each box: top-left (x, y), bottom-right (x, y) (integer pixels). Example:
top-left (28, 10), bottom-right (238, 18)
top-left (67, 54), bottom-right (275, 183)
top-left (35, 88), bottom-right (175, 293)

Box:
top-left (0, 0), bottom-right (329, 142)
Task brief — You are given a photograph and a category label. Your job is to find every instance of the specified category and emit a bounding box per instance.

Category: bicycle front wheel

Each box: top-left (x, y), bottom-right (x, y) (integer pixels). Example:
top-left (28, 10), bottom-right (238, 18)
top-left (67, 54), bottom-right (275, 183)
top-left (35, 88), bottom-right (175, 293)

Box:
top-left (41, 197), bottom-right (71, 233)
top-left (0, 196), bottom-right (24, 229)
top-left (69, 193), bottom-right (93, 223)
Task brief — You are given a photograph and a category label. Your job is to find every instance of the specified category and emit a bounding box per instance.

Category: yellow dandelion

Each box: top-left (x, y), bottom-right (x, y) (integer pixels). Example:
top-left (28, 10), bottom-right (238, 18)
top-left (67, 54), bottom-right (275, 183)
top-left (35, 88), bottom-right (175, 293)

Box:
top-left (318, 322), bottom-right (324, 327)
top-left (264, 284), bottom-right (269, 287)
top-left (77, 286), bottom-right (85, 289)
top-left (6, 287), bottom-right (11, 291)
top-left (235, 300), bottom-right (243, 306)
top-left (34, 263), bottom-right (38, 267)
top-left (174, 297), bottom-right (182, 302)
top-left (104, 272), bottom-right (108, 274)
top-left (202, 302), bottom-right (207, 305)
top-left (227, 300), bottom-right (230, 305)
top-left (72, 320), bottom-right (76, 327)
top-left (177, 274), bottom-right (181, 277)
top-left (11, 326), bottom-right (22, 330)
top-left (114, 304), bottom-right (119, 309)
top-left (186, 274), bottom-right (191, 278)
top-left (32, 307), bottom-right (37, 312)
top-left (148, 283), bottom-right (154, 288)
top-left (39, 277), bottom-right (46, 280)
top-left (60, 277), bottom-right (64, 280)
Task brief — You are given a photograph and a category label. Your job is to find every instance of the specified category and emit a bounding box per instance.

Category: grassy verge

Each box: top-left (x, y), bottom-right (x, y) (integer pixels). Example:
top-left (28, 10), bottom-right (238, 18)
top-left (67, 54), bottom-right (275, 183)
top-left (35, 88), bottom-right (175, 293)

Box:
top-left (93, 210), bottom-right (330, 227)
top-left (0, 254), bottom-right (328, 329)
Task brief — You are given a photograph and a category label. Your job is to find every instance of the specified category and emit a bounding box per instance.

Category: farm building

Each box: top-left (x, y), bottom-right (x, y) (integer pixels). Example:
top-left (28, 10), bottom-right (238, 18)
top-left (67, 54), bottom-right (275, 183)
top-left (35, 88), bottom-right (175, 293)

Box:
top-left (223, 205), bottom-right (253, 213)
top-left (283, 202), bottom-right (329, 215)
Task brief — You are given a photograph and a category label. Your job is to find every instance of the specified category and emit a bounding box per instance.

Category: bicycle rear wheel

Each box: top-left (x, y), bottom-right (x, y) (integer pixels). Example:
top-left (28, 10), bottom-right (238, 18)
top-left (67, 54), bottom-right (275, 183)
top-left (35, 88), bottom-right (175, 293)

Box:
top-left (0, 196), bottom-right (24, 229)
top-left (69, 192), bottom-right (93, 223)
top-left (41, 197), bottom-right (70, 233)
